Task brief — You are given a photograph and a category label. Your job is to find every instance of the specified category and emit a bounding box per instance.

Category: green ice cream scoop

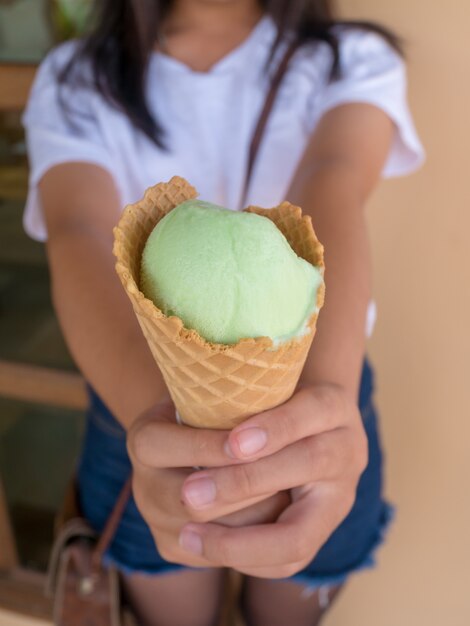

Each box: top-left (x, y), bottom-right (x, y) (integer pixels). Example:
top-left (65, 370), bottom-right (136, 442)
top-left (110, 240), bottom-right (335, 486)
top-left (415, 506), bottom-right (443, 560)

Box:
top-left (140, 200), bottom-right (323, 346)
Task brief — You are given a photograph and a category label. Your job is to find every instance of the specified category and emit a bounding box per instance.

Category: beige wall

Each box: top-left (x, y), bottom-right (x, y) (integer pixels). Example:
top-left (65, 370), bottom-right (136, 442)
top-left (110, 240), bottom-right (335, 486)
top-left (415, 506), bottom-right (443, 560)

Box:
top-left (325, 1), bottom-right (470, 625)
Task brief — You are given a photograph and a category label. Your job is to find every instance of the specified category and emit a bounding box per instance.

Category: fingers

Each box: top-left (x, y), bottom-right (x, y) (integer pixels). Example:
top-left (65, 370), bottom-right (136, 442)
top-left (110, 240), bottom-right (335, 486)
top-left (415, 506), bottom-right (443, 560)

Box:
top-left (216, 491), bottom-right (291, 527)
top-left (150, 528), bottom-right (213, 569)
top-left (128, 417), bottom-right (233, 470)
top-left (131, 467), bottom-right (190, 526)
top-left (182, 430), bottom-right (350, 518)
top-left (225, 384), bottom-right (350, 461)
top-left (179, 485), bottom-right (353, 572)
top-left (129, 385), bottom-right (354, 470)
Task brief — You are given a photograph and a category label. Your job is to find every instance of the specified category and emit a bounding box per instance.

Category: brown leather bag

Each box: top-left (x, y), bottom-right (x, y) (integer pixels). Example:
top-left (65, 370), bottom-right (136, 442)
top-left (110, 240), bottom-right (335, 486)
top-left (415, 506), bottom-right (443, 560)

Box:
top-left (45, 38), bottom-right (299, 626)
top-left (46, 478), bottom-right (132, 626)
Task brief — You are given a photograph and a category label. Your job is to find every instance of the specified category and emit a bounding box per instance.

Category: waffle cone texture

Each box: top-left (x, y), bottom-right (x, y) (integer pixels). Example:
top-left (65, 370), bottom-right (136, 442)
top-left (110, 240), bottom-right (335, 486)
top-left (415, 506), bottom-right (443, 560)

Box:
top-left (113, 177), bottom-right (325, 429)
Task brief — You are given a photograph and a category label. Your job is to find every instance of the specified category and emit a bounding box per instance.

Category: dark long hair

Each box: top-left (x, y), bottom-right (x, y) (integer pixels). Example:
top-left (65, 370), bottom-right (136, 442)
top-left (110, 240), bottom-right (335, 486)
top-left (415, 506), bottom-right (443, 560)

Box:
top-left (61, 0), bottom-right (403, 148)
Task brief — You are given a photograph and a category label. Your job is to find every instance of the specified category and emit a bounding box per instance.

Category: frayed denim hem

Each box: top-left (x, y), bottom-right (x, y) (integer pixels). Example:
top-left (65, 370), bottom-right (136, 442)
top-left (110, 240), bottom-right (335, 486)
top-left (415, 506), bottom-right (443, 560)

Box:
top-left (102, 500), bottom-right (395, 586)
top-left (289, 501), bottom-right (395, 595)
top-left (102, 553), bottom-right (209, 578)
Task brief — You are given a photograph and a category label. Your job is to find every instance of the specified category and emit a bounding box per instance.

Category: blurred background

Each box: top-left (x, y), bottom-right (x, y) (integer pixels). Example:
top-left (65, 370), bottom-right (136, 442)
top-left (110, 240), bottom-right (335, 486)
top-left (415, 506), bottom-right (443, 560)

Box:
top-left (0, 0), bottom-right (468, 625)
top-left (0, 0), bottom-right (90, 622)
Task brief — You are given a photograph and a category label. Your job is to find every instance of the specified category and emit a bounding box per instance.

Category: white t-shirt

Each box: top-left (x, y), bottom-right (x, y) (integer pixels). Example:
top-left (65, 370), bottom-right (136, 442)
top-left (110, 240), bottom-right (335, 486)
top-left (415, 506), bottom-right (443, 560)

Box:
top-left (22, 16), bottom-right (424, 334)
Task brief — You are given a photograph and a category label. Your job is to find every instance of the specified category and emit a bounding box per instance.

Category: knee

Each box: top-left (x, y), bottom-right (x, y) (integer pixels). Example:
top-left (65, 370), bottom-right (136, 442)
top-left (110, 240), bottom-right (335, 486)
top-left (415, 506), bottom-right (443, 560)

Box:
top-left (241, 579), bottom-right (342, 626)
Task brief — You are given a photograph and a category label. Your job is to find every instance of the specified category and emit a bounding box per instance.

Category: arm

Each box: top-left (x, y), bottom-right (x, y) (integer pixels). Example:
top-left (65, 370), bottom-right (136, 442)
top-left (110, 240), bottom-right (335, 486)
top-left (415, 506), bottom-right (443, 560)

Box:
top-left (40, 163), bottom-right (168, 429)
top-left (291, 102), bottom-right (393, 397)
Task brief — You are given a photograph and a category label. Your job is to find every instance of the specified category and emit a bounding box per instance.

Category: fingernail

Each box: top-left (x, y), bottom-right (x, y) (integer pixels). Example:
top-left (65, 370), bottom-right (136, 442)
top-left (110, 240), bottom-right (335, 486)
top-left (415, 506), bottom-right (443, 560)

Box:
top-left (179, 528), bottom-right (203, 555)
top-left (183, 477), bottom-right (216, 508)
top-left (236, 427), bottom-right (267, 456)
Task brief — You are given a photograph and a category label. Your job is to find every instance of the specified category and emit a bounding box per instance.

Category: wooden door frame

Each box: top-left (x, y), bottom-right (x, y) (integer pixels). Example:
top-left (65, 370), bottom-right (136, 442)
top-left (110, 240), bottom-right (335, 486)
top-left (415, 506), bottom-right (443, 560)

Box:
top-left (0, 475), bottom-right (18, 571)
top-left (0, 64), bottom-right (37, 112)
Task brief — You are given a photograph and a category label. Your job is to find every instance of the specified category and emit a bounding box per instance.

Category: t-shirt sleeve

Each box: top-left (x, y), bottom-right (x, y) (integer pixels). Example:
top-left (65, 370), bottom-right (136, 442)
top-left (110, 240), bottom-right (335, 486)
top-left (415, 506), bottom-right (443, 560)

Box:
top-left (22, 43), bottom-right (116, 241)
top-left (312, 29), bottom-right (425, 178)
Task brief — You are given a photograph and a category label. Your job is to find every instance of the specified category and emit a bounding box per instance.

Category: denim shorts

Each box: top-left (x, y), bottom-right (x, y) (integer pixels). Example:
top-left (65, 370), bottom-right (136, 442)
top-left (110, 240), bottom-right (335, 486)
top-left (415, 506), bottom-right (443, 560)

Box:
top-left (76, 358), bottom-right (394, 589)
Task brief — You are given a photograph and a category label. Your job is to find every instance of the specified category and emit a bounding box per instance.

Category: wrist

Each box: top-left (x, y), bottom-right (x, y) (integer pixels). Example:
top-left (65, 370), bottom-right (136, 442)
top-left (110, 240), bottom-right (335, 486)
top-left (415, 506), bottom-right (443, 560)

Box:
top-left (299, 353), bottom-right (365, 402)
top-left (297, 379), bottom-right (357, 404)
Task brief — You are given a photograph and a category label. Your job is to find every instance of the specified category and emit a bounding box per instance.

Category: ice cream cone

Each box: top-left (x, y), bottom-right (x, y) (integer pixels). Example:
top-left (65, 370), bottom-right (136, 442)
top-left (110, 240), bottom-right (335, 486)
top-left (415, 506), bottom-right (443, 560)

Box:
top-left (113, 176), bottom-right (325, 429)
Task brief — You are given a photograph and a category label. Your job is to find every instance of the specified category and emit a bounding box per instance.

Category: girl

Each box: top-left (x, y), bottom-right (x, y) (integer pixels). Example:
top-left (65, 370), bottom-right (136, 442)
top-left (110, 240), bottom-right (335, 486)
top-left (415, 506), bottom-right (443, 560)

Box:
top-left (23, 1), bottom-right (424, 624)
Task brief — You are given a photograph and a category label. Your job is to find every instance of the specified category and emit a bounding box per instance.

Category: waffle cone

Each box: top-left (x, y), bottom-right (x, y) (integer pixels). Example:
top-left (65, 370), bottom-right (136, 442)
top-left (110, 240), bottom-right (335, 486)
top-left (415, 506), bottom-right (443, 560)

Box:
top-left (113, 176), bottom-right (325, 429)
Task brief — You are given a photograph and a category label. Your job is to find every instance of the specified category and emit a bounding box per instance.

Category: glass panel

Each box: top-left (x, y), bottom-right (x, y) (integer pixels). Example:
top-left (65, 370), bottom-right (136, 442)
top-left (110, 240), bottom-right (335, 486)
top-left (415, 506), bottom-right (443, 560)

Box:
top-left (0, 0), bottom-right (92, 63)
top-left (0, 0), bottom-right (53, 63)
top-left (0, 398), bottom-right (84, 570)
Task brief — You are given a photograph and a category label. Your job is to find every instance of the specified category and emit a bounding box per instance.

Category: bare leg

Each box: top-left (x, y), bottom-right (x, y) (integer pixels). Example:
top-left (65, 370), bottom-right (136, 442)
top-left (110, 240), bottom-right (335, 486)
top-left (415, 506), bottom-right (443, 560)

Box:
top-left (121, 567), bottom-right (224, 626)
top-left (241, 576), bottom-right (344, 626)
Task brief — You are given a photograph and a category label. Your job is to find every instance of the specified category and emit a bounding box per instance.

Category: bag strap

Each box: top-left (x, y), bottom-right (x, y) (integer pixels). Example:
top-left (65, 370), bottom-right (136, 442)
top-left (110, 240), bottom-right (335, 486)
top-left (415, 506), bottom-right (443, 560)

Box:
top-left (46, 518), bottom-right (97, 597)
top-left (240, 40), bottom-right (299, 208)
top-left (91, 476), bottom-right (133, 572)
